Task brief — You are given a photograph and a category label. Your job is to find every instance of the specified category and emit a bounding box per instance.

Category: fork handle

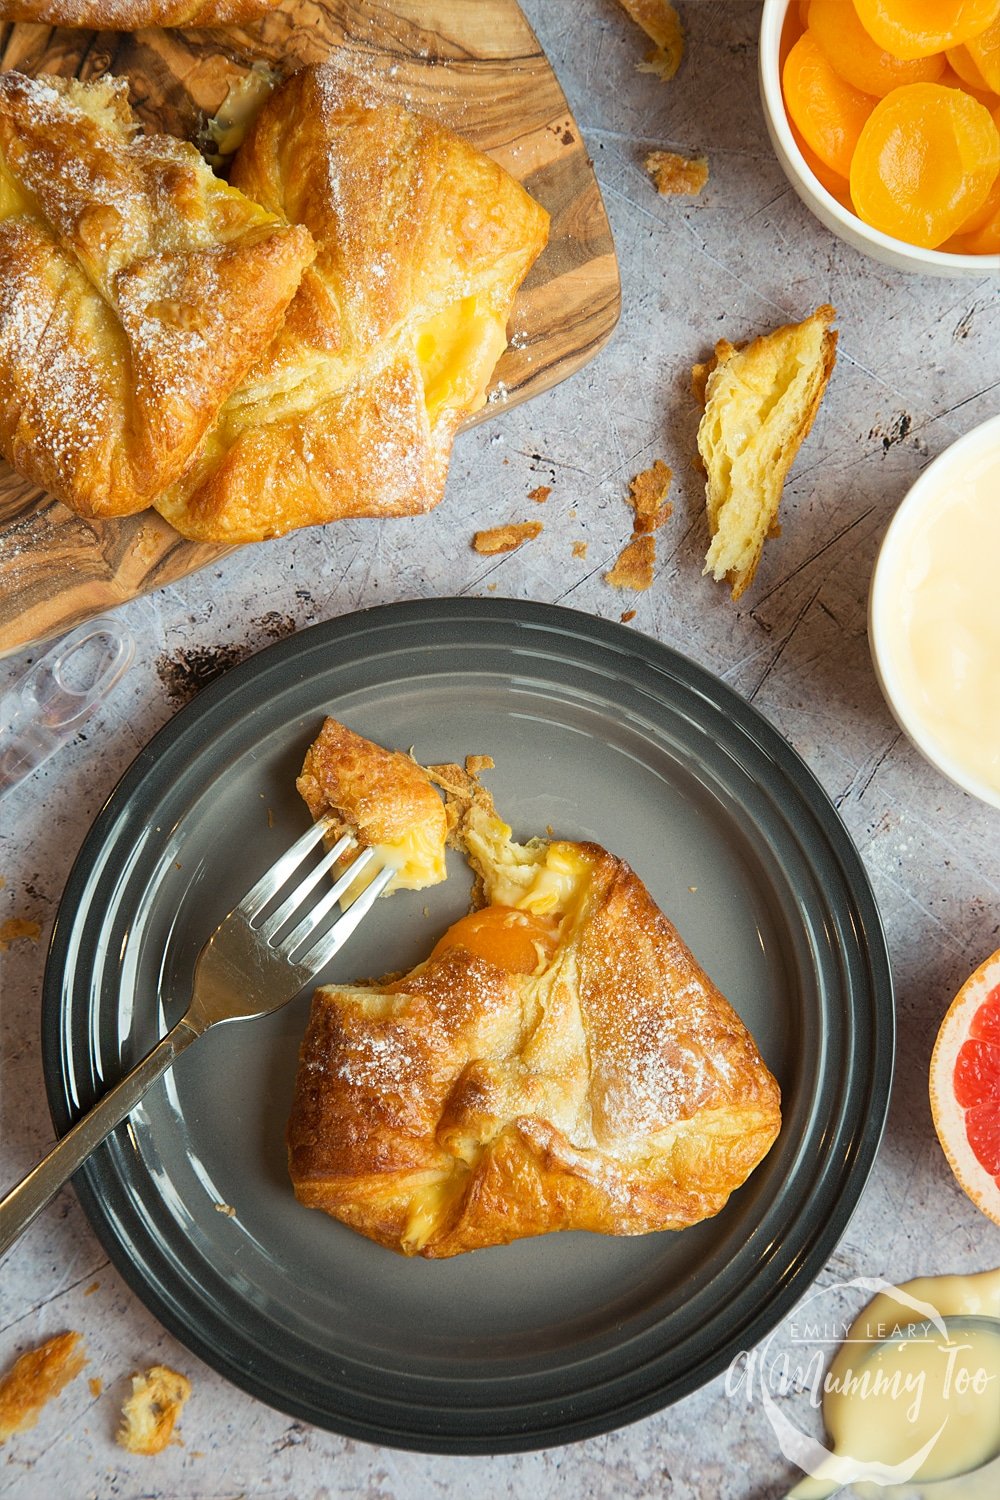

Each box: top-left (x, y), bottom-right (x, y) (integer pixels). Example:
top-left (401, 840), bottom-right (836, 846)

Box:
top-left (0, 1017), bottom-right (199, 1259)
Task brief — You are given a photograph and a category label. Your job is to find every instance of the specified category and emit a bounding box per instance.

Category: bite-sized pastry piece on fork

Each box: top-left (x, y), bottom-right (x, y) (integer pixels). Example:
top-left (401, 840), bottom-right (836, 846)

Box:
top-left (0, 72), bottom-right (314, 518)
top-left (154, 62), bottom-right (551, 544)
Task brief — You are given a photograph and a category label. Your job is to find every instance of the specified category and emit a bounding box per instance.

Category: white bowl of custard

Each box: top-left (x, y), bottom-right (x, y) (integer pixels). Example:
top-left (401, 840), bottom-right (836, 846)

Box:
top-left (869, 413), bottom-right (1000, 811)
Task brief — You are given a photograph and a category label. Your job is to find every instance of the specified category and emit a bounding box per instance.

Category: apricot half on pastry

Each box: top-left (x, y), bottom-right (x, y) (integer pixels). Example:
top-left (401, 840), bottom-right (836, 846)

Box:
top-left (0, 73), bottom-right (313, 519)
top-left (155, 63), bottom-right (550, 545)
top-left (287, 722), bottom-right (781, 1258)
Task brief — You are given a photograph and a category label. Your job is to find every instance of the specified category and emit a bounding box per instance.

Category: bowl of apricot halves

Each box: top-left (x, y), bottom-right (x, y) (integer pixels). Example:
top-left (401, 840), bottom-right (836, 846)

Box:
top-left (760, 0), bottom-right (1000, 274)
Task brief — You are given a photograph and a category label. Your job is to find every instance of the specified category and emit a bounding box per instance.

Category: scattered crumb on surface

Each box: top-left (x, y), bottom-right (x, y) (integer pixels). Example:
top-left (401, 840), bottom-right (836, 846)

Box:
top-left (88, 1377), bottom-right (103, 1399)
top-left (465, 755), bottom-right (495, 775)
top-left (527, 485), bottom-right (551, 503)
top-left (213, 1203), bottom-right (236, 1217)
top-left (0, 917), bottom-right (41, 951)
top-left (572, 541), bottom-right (588, 560)
top-left (266, 808), bottom-right (274, 828)
top-left (617, 0), bottom-right (685, 79)
top-left (628, 459), bottom-right (673, 534)
top-left (689, 885), bottom-right (698, 892)
top-left (621, 609), bottom-right (637, 623)
top-left (83, 1282), bottom-right (100, 1297)
top-left (486, 582), bottom-right (498, 592)
top-left (117, 1366), bottom-right (191, 1456)
top-left (0, 1332), bottom-right (86, 1443)
top-left (645, 150), bottom-right (708, 196)
top-left (606, 536), bottom-right (655, 591)
top-left (472, 522), bottom-right (543, 554)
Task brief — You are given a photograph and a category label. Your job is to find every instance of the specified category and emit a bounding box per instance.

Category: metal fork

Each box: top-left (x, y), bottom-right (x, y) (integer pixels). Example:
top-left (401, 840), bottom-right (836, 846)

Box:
top-left (0, 820), bottom-right (393, 1258)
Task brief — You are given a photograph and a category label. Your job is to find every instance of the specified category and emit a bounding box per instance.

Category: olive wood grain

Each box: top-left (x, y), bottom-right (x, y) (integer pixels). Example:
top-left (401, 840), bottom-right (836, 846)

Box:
top-left (0, 1), bottom-right (620, 656)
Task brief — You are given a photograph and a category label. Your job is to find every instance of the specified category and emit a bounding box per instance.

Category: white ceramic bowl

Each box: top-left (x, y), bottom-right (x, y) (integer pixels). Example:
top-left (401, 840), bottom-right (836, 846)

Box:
top-left (759, 0), bottom-right (994, 277)
top-left (869, 413), bottom-right (1000, 810)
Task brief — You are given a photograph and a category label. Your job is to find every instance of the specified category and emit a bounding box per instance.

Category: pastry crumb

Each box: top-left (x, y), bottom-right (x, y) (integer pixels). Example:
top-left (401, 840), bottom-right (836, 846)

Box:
top-left (117, 1366), bottom-right (191, 1456)
top-left (606, 535), bottom-right (655, 591)
top-left (628, 459), bottom-right (673, 534)
top-left (527, 485), bottom-right (551, 503)
top-left (645, 150), bottom-right (708, 196)
top-left (83, 1282), bottom-right (100, 1296)
top-left (617, 0), bottom-right (685, 79)
top-left (473, 522), bottom-right (543, 554)
top-left (0, 1332), bottom-right (86, 1443)
top-left (465, 755), bottom-right (495, 775)
top-left (0, 917), bottom-right (40, 951)
top-left (620, 609), bottom-right (637, 623)
top-left (572, 540), bottom-right (588, 559)
top-left (213, 1203), bottom-right (236, 1217)
top-left (88, 1377), bottom-right (103, 1399)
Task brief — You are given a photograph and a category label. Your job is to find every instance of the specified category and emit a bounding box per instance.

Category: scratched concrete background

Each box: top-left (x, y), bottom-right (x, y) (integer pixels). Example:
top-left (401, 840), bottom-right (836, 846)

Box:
top-left (1, 2), bottom-right (998, 1496)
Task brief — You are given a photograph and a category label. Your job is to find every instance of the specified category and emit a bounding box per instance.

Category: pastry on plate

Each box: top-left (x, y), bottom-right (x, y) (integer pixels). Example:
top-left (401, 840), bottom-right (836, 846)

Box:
top-left (154, 63), bottom-right (550, 544)
top-left (0, 72), bottom-right (314, 519)
top-left (0, 1), bottom-right (281, 24)
top-left (287, 726), bottom-right (782, 1258)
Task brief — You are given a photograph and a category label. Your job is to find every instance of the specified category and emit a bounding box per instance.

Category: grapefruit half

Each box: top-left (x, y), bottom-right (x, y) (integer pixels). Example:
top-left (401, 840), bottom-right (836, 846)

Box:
top-left (930, 947), bottom-right (1000, 1227)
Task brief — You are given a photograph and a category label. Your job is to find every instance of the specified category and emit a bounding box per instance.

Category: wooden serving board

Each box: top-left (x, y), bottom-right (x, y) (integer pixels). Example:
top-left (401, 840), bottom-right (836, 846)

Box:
top-left (0, 1), bottom-right (620, 657)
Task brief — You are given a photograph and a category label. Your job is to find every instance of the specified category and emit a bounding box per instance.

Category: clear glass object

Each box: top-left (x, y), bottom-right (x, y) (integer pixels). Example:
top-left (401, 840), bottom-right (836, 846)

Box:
top-left (0, 619), bottom-right (134, 800)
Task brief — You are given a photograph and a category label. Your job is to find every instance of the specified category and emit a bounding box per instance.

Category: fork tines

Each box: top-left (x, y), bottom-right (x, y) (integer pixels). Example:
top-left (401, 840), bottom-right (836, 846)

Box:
top-left (241, 819), bottom-right (393, 970)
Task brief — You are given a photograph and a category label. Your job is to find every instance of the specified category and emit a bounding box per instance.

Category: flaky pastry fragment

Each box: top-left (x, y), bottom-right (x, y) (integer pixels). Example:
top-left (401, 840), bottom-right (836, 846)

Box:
top-left (117, 1365), bottom-right (191, 1456)
top-left (696, 305), bottom-right (837, 600)
top-left (287, 722), bottom-right (781, 1258)
top-left (155, 64), bottom-right (550, 544)
top-left (645, 150), bottom-right (708, 196)
top-left (473, 521), bottom-right (543, 554)
top-left (606, 534), bottom-right (655, 590)
top-left (0, 1332), bottom-right (85, 1443)
top-left (297, 717), bottom-right (448, 894)
top-left (617, 0), bottom-right (686, 80)
top-left (0, 0), bottom-right (280, 22)
top-left (0, 73), bottom-right (314, 519)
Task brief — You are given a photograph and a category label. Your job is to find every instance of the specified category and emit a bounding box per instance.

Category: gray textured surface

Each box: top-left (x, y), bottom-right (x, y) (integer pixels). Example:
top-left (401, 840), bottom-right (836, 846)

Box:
top-left (1, 2), bottom-right (998, 1496)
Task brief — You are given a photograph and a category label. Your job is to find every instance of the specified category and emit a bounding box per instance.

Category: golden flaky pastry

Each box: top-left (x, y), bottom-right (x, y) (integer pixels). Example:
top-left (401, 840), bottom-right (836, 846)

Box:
top-left (117, 1365), bottom-right (191, 1456)
top-left (696, 305), bottom-right (837, 600)
top-left (297, 716), bottom-right (448, 894)
top-left (1, 1), bottom-right (281, 24)
top-left (0, 72), bottom-right (314, 519)
top-left (287, 727), bottom-right (781, 1258)
top-left (0, 1332), bottom-right (85, 1443)
top-left (154, 63), bottom-right (550, 543)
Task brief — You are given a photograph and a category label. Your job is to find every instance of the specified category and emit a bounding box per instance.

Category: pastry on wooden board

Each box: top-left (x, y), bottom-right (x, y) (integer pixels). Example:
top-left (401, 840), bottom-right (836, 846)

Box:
top-left (154, 62), bottom-right (550, 544)
top-left (0, 1), bottom-right (282, 25)
top-left (695, 304), bottom-right (838, 600)
top-left (0, 72), bottom-right (314, 519)
top-left (287, 724), bottom-right (782, 1258)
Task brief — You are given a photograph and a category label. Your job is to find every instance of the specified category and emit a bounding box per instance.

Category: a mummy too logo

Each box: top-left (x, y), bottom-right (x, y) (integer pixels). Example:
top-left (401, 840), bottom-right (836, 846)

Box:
top-left (725, 1277), bottom-right (1000, 1490)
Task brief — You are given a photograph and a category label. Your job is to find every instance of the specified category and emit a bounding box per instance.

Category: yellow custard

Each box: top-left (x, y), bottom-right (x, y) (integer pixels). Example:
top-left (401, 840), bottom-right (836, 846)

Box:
top-left (870, 418), bottom-right (1000, 807)
top-left (792, 1268), bottom-right (1000, 1500)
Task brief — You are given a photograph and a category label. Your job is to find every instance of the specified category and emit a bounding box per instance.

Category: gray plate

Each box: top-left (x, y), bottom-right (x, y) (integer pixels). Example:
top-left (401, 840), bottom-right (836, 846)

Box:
top-left (43, 598), bottom-right (893, 1453)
